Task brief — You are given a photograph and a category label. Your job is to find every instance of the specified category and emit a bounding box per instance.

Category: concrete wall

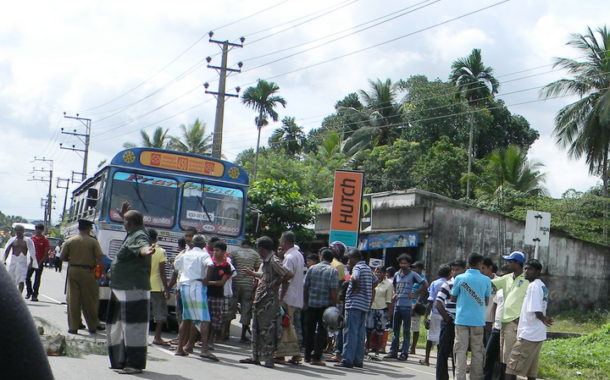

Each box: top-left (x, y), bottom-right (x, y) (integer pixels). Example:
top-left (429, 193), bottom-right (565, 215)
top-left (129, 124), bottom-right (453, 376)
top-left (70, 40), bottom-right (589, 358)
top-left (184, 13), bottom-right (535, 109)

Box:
top-left (427, 204), bottom-right (610, 313)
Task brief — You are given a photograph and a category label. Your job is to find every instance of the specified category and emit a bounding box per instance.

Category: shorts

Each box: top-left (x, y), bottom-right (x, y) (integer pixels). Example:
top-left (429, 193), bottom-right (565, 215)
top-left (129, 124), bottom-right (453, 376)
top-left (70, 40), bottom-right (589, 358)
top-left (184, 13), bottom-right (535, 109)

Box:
top-left (366, 309), bottom-right (388, 335)
top-left (150, 291), bottom-right (168, 323)
top-left (411, 314), bottom-right (421, 332)
top-left (506, 338), bottom-right (542, 378)
top-left (427, 313), bottom-right (443, 343)
top-left (208, 296), bottom-right (224, 330)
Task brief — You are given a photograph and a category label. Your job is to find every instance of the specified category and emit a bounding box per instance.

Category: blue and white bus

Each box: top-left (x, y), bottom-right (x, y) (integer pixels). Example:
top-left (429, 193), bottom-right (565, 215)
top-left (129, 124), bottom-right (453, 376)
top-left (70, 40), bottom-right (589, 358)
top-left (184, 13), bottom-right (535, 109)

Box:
top-left (63, 147), bottom-right (249, 275)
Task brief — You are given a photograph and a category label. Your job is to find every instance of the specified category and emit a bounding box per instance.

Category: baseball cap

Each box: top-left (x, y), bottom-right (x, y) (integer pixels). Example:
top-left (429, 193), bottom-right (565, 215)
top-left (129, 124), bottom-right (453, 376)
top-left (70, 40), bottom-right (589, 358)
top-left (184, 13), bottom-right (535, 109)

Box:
top-left (502, 251), bottom-right (526, 264)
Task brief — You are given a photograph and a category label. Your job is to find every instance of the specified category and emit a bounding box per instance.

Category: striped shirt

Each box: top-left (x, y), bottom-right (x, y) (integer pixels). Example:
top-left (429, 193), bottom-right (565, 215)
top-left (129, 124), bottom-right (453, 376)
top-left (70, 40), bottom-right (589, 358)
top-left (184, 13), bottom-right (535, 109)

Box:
top-left (436, 278), bottom-right (456, 319)
top-left (345, 261), bottom-right (375, 312)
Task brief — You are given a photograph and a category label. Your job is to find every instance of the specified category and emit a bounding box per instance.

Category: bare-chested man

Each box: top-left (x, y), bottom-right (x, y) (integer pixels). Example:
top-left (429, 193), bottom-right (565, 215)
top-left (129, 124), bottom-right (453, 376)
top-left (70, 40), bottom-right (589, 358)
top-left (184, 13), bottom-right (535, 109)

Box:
top-left (3, 225), bottom-right (38, 294)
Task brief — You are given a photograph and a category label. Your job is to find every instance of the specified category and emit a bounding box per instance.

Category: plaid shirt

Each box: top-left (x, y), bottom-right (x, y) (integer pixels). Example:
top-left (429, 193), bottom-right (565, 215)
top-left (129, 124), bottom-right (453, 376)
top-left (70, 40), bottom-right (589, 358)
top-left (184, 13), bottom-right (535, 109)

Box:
top-left (304, 261), bottom-right (338, 308)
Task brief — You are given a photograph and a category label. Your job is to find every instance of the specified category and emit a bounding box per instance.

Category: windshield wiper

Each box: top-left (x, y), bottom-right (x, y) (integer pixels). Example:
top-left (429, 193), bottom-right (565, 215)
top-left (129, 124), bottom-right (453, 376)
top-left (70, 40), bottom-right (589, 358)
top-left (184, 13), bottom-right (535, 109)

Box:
top-left (132, 173), bottom-right (149, 213)
top-left (196, 181), bottom-right (212, 222)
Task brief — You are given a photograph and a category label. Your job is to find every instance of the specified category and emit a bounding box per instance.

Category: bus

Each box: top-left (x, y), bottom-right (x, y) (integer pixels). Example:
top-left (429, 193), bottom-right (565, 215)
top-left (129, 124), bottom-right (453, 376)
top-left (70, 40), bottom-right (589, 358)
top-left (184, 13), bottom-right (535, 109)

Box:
top-left (62, 148), bottom-right (249, 320)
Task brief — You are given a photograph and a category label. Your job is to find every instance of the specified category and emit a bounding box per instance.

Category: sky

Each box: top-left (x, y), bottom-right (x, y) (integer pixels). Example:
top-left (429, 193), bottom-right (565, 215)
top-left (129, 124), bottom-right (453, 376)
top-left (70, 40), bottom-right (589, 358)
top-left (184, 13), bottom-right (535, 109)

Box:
top-left (0, 0), bottom-right (608, 222)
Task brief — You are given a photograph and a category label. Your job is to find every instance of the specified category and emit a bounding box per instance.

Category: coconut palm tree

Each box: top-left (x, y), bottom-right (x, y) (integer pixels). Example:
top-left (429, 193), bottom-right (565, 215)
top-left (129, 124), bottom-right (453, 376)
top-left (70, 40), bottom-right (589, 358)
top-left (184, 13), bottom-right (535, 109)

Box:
top-left (477, 145), bottom-right (546, 199)
top-left (541, 26), bottom-right (610, 197)
top-left (169, 119), bottom-right (213, 155)
top-left (340, 79), bottom-right (403, 154)
top-left (242, 79), bottom-right (287, 181)
top-left (450, 48), bottom-right (500, 198)
top-left (541, 26), bottom-right (610, 241)
top-left (123, 127), bottom-right (171, 149)
top-left (269, 117), bottom-right (305, 157)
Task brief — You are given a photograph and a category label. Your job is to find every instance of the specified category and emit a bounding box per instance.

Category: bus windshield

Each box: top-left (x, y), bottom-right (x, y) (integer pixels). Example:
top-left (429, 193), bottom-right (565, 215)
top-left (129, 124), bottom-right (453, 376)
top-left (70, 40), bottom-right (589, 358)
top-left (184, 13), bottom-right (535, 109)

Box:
top-left (109, 171), bottom-right (178, 228)
top-left (180, 182), bottom-right (244, 236)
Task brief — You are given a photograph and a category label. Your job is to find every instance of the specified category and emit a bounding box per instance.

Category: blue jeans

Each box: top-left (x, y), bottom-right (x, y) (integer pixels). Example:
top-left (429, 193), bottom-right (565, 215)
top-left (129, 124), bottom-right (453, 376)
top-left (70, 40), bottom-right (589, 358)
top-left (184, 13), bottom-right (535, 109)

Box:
top-left (389, 305), bottom-right (412, 356)
top-left (341, 309), bottom-right (367, 366)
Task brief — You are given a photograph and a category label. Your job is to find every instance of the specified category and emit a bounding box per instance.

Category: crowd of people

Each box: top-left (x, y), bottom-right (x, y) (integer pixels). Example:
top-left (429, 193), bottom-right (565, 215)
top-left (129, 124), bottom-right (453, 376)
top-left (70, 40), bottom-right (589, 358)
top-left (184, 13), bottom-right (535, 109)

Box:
top-left (2, 209), bottom-right (553, 380)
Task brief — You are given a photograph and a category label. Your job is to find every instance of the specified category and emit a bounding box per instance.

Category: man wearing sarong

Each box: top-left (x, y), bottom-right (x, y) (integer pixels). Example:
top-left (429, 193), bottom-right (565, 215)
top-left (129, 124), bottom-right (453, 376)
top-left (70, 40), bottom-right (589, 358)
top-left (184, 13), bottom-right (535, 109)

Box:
top-left (107, 203), bottom-right (154, 375)
top-left (2, 224), bottom-right (38, 294)
top-left (173, 234), bottom-right (217, 360)
top-left (240, 236), bottom-right (291, 368)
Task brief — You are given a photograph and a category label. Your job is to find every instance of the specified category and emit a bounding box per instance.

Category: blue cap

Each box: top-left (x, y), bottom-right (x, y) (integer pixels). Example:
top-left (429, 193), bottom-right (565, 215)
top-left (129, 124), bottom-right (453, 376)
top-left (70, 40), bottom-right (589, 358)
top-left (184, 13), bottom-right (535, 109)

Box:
top-left (503, 251), bottom-right (526, 264)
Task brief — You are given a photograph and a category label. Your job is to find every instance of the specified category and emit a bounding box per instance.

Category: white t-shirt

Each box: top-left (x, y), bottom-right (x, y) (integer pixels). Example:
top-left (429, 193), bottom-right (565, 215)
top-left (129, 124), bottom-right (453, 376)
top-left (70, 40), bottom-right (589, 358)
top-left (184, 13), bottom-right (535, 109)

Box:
top-left (493, 289), bottom-right (504, 330)
top-left (281, 246), bottom-right (305, 308)
top-left (174, 247), bottom-right (213, 285)
top-left (517, 279), bottom-right (548, 342)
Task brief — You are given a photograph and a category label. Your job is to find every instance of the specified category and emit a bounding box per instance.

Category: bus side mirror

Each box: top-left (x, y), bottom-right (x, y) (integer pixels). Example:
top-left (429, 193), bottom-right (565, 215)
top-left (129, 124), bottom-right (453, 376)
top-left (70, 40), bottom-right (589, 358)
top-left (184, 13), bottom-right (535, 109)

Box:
top-left (86, 188), bottom-right (98, 208)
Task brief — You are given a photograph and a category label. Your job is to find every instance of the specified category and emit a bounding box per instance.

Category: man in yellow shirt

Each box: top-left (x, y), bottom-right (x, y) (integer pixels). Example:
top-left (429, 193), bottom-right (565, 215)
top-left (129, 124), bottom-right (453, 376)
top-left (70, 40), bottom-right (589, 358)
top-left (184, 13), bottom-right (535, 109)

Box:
top-left (491, 251), bottom-right (529, 375)
top-left (148, 228), bottom-right (170, 346)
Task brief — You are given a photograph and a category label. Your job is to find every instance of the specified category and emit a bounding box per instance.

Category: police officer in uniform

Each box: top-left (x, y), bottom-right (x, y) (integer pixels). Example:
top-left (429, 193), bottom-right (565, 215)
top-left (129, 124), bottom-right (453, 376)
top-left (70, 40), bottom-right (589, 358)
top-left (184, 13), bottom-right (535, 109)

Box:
top-left (60, 219), bottom-right (105, 334)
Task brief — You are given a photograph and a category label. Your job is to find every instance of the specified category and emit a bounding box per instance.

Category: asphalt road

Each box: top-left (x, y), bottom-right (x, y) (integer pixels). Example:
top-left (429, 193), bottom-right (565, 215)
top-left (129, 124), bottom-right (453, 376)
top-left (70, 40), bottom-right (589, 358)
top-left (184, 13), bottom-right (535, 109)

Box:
top-left (27, 265), bottom-right (437, 380)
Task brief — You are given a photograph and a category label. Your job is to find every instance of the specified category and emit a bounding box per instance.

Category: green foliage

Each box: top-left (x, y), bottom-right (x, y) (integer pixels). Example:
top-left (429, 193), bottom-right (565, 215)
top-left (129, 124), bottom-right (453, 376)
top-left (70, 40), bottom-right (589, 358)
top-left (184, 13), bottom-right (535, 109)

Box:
top-left (411, 136), bottom-right (469, 199)
top-left (169, 119), bottom-right (213, 155)
top-left (549, 310), bottom-right (610, 334)
top-left (361, 138), bottom-right (420, 193)
top-left (246, 179), bottom-right (318, 242)
top-left (0, 212), bottom-right (28, 246)
top-left (539, 323), bottom-right (610, 380)
top-left (268, 116), bottom-right (306, 157)
top-left (124, 127), bottom-right (171, 149)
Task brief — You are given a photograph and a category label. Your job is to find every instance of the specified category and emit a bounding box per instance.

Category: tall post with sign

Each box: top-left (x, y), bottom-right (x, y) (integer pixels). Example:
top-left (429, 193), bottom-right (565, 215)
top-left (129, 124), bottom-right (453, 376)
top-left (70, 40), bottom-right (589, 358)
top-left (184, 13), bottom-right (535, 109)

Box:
top-left (329, 170), bottom-right (364, 248)
top-left (524, 210), bottom-right (551, 260)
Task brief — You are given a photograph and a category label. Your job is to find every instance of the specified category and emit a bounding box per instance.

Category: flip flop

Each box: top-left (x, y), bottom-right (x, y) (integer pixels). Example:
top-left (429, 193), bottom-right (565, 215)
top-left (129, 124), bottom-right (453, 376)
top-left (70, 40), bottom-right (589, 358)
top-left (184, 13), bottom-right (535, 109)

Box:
top-left (116, 367), bottom-right (143, 375)
top-left (419, 359), bottom-right (430, 366)
top-left (288, 357), bottom-right (302, 365)
top-left (200, 352), bottom-right (219, 362)
top-left (174, 351), bottom-right (189, 357)
top-left (239, 358), bottom-right (260, 365)
top-left (153, 340), bottom-right (171, 347)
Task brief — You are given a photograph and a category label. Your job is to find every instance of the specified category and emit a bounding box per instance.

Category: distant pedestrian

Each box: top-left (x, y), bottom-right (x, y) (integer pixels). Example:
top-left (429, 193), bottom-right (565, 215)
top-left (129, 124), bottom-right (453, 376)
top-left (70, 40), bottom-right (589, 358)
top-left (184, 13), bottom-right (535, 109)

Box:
top-left (239, 236), bottom-right (291, 368)
top-left (420, 263), bottom-right (451, 366)
top-left (385, 253), bottom-right (428, 361)
top-left (505, 259), bottom-right (552, 380)
top-left (26, 223), bottom-right (49, 302)
top-left (334, 249), bottom-right (375, 368)
top-left (228, 240), bottom-right (261, 343)
top-left (54, 241), bottom-right (63, 272)
top-left (148, 228), bottom-right (170, 347)
top-left (435, 259), bottom-right (466, 380)
top-left (327, 241), bottom-right (347, 363)
top-left (3, 224), bottom-right (38, 294)
top-left (484, 265), bottom-right (509, 380)
top-left (367, 266), bottom-right (393, 359)
top-left (303, 247), bottom-right (338, 366)
top-left (60, 219), bottom-right (105, 334)
top-left (106, 204), bottom-right (154, 375)
top-left (409, 261), bottom-right (427, 355)
top-left (450, 253), bottom-right (492, 380)
top-left (492, 251), bottom-right (529, 377)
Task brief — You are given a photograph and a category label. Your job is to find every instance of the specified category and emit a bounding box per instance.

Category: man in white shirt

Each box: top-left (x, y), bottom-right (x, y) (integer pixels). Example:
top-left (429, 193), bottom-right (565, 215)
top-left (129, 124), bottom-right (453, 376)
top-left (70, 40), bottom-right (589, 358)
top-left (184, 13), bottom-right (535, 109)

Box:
top-left (173, 234), bottom-right (218, 361)
top-left (275, 231), bottom-right (303, 364)
top-left (506, 259), bottom-right (552, 380)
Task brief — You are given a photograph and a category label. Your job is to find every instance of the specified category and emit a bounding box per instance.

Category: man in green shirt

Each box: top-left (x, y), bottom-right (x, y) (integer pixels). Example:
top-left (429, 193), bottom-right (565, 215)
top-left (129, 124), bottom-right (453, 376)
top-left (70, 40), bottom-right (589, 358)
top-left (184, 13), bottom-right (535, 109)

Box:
top-left (491, 251), bottom-right (529, 375)
top-left (107, 203), bottom-right (154, 375)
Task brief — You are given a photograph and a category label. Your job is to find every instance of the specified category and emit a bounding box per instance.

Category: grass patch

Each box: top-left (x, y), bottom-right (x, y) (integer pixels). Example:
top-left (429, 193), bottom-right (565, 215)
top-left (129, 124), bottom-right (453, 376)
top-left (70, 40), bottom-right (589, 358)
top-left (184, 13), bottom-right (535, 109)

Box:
top-left (548, 310), bottom-right (609, 334)
top-left (539, 323), bottom-right (610, 380)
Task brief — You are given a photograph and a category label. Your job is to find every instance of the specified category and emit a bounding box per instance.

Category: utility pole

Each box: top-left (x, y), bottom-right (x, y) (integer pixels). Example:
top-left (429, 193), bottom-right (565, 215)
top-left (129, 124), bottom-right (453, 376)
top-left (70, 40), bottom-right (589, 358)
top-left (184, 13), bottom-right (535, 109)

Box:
top-left (30, 157), bottom-right (54, 232)
top-left (204, 31), bottom-right (244, 159)
top-left (61, 113), bottom-right (91, 182)
top-left (56, 177), bottom-right (71, 222)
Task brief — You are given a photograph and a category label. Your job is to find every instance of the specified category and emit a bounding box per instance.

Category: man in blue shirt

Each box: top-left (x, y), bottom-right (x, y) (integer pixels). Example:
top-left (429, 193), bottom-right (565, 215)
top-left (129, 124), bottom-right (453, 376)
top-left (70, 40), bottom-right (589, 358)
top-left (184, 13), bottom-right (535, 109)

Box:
top-left (385, 254), bottom-right (428, 361)
top-left (334, 249), bottom-right (375, 368)
top-left (451, 253), bottom-right (492, 380)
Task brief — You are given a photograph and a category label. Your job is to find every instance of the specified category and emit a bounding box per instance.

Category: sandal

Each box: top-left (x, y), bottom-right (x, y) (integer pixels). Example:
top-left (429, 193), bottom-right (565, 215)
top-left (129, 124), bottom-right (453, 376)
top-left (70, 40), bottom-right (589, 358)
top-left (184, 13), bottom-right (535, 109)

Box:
top-left (153, 340), bottom-right (171, 347)
top-left (116, 367), bottom-right (143, 374)
top-left (419, 359), bottom-right (429, 366)
top-left (327, 355), bottom-right (342, 362)
top-left (200, 351), bottom-right (219, 362)
top-left (239, 358), bottom-right (260, 365)
top-left (174, 351), bottom-right (189, 357)
top-left (274, 358), bottom-right (287, 364)
top-left (288, 356), bottom-right (302, 365)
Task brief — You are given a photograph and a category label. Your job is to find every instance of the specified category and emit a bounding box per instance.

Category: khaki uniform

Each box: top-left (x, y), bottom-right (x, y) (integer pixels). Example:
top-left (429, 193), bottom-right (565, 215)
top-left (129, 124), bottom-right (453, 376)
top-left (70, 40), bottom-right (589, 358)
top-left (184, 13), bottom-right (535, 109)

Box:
top-left (60, 233), bottom-right (103, 332)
